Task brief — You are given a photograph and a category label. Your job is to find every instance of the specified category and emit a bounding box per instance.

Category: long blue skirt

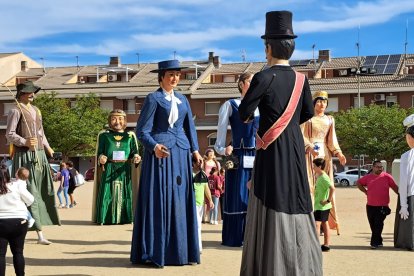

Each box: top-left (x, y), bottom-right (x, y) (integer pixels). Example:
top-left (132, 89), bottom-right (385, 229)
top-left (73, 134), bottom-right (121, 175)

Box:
top-left (222, 148), bottom-right (253, 247)
top-left (130, 145), bottom-right (200, 267)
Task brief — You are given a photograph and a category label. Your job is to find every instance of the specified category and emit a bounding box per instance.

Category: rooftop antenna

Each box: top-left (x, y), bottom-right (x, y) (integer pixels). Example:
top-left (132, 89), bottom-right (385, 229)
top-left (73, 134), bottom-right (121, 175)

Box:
top-left (241, 49), bottom-right (246, 62)
top-left (40, 57), bottom-right (46, 74)
top-left (356, 25), bottom-right (361, 67)
top-left (405, 19), bottom-right (408, 61)
top-left (136, 53), bottom-right (140, 67)
top-left (312, 44), bottom-right (316, 72)
top-left (173, 51), bottom-right (177, 59)
top-left (76, 56), bottom-right (79, 70)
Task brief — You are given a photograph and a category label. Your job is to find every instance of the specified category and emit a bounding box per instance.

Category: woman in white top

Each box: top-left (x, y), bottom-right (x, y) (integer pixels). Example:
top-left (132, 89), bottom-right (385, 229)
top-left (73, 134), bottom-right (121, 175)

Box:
top-left (0, 165), bottom-right (34, 276)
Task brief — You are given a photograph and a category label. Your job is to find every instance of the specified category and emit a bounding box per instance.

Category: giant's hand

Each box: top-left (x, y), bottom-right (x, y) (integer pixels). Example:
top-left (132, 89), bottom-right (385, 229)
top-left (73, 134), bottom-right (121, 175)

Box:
top-left (337, 152), bottom-right (347, 166)
top-left (308, 147), bottom-right (319, 158)
top-left (154, 144), bottom-right (170, 159)
top-left (25, 137), bottom-right (38, 150)
top-left (133, 154), bottom-right (141, 164)
top-left (192, 151), bottom-right (203, 166)
top-left (99, 154), bottom-right (107, 165)
top-left (399, 206), bottom-right (409, 220)
top-left (46, 148), bottom-right (55, 157)
top-left (225, 145), bottom-right (233, 156)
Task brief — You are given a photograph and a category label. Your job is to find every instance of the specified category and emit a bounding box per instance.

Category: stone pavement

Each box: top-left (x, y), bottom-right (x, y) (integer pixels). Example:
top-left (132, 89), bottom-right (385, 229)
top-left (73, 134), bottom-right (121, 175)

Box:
top-left (4, 181), bottom-right (414, 276)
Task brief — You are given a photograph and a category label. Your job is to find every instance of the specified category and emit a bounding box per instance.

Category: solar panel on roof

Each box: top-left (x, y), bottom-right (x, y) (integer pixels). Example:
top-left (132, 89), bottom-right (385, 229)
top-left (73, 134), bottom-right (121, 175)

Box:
top-left (383, 63), bottom-right (399, 74)
top-left (374, 64), bottom-right (386, 74)
top-left (289, 59), bottom-right (310, 66)
top-left (376, 55), bottom-right (389, 64)
top-left (363, 56), bottom-right (377, 65)
top-left (388, 54), bottom-right (401, 63)
top-left (362, 54), bottom-right (401, 74)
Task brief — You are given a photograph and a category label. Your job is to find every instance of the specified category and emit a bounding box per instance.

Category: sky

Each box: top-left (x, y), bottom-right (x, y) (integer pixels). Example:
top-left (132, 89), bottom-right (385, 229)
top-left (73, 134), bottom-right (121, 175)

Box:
top-left (2, 0), bottom-right (414, 67)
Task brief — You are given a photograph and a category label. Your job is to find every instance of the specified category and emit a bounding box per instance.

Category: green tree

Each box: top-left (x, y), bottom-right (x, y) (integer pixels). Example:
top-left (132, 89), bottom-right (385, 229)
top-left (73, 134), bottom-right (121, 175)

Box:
top-left (34, 92), bottom-right (109, 159)
top-left (335, 104), bottom-right (413, 169)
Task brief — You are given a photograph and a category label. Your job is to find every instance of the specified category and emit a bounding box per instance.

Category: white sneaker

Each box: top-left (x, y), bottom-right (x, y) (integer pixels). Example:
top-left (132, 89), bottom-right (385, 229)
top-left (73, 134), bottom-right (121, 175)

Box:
top-left (214, 221), bottom-right (219, 225)
top-left (28, 218), bottom-right (35, 228)
top-left (37, 239), bottom-right (52, 245)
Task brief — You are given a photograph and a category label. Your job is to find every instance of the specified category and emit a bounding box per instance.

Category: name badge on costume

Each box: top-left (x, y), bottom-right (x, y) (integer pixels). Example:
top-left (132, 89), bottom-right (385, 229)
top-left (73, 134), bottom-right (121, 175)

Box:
top-left (243, 156), bottom-right (255, 169)
top-left (112, 151), bottom-right (126, 161)
top-left (314, 142), bottom-right (325, 158)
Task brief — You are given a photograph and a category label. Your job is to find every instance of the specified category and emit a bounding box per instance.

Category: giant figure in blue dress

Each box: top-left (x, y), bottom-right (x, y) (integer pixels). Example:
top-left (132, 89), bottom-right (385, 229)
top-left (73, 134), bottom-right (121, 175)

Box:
top-left (130, 60), bottom-right (203, 267)
top-left (214, 72), bottom-right (259, 247)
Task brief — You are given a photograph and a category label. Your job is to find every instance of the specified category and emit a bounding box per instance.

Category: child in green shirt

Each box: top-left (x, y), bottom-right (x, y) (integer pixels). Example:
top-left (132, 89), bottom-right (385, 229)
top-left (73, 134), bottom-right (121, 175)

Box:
top-left (193, 163), bottom-right (214, 253)
top-left (313, 158), bottom-right (335, 252)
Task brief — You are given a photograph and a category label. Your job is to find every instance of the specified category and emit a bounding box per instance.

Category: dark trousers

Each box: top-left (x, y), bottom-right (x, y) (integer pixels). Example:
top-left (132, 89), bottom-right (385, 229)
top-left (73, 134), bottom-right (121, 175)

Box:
top-left (0, 218), bottom-right (28, 276)
top-left (366, 205), bottom-right (387, 246)
top-left (219, 193), bottom-right (224, 219)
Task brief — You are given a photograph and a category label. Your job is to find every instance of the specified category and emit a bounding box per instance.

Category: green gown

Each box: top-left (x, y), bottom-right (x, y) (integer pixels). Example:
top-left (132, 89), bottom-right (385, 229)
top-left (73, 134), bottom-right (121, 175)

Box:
top-left (93, 130), bottom-right (139, 225)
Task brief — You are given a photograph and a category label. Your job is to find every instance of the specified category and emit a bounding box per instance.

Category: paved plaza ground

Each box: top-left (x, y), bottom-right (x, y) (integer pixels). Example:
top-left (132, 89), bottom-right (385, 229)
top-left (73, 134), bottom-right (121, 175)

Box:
top-left (4, 181), bottom-right (414, 276)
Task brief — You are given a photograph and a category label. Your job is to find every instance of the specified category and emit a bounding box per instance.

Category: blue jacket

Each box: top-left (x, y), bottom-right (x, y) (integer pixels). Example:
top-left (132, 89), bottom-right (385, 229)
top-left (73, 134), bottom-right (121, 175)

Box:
top-left (136, 88), bottom-right (199, 153)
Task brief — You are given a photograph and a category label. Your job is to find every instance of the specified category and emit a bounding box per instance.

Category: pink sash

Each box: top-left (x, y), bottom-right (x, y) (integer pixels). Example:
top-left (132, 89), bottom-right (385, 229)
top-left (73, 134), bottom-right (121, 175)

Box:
top-left (256, 72), bottom-right (305, 150)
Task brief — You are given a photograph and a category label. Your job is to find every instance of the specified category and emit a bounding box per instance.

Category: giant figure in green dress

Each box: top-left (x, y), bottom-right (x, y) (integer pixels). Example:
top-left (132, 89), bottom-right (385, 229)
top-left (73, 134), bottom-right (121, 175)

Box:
top-left (92, 109), bottom-right (141, 225)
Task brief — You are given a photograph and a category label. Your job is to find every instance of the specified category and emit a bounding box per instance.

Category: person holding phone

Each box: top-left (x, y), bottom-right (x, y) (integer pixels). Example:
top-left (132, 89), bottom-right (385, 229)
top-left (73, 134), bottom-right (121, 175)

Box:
top-left (131, 60), bottom-right (203, 267)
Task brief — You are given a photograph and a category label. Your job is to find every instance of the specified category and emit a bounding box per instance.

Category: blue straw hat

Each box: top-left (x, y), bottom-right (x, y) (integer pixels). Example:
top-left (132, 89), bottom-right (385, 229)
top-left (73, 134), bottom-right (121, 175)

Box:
top-left (150, 60), bottom-right (188, 73)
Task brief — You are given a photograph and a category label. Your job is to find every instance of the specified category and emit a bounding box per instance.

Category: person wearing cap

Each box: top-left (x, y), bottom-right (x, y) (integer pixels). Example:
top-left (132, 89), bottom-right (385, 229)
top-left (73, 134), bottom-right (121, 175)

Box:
top-left (131, 60), bottom-right (203, 267)
top-left (5, 81), bottom-right (60, 245)
top-left (394, 114), bottom-right (414, 250)
top-left (91, 109), bottom-right (141, 225)
top-left (214, 72), bottom-right (259, 247)
top-left (238, 11), bottom-right (322, 275)
top-left (301, 90), bottom-right (346, 235)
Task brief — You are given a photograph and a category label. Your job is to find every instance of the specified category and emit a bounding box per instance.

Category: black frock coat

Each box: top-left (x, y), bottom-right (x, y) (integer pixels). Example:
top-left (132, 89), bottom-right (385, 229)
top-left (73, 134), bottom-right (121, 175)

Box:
top-left (239, 65), bottom-right (314, 214)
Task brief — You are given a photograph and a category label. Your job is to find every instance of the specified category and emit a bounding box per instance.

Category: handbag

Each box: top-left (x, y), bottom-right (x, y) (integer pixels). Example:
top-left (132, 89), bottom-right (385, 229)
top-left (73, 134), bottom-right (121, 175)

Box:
top-left (74, 173), bottom-right (85, 187)
top-left (380, 206), bottom-right (391, 216)
top-left (224, 154), bottom-right (239, 170)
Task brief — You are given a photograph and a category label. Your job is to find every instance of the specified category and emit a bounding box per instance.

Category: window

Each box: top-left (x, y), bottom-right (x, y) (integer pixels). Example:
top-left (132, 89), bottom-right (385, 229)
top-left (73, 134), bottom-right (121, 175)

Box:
top-left (223, 75), bottom-right (235, 83)
top-left (205, 102), bottom-right (221, 116)
top-left (386, 95), bottom-right (397, 108)
top-left (207, 133), bottom-right (217, 147)
top-left (126, 99), bottom-right (135, 114)
top-left (325, 97), bottom-right (338, 113)
top-left (353, 97), bottom-right (365, 108)
top-left (136, 103), bottom-right (143, 114)
top-left (100, 100), bottom-right (113, 111)
top-left (3, 103), bottom-right (14, 116)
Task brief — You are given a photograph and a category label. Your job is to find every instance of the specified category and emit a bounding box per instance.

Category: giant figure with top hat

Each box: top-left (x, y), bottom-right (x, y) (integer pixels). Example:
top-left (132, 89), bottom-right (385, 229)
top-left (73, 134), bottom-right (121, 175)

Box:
top-left (301, 90), bottom-right (346, 235)
top-left (130, 60), bottom-right (203, 267)
top-left (5, 81), bottom-right (60, 245)
top-left (92, 109), bottom-right (141, 225)
top-left (239, 11), bottom-right (323, 275)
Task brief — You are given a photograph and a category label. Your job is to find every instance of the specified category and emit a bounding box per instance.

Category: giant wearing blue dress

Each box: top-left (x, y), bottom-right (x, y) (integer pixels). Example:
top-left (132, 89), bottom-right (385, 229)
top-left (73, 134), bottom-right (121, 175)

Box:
top-left (130, 60), bottom-right (203, 267)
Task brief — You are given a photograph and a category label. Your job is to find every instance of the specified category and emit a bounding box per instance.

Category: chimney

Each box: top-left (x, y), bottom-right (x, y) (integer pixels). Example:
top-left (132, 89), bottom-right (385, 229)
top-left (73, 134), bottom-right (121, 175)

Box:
top-left (21, 61), bottom-right (28, 72)
top-left (208, 52), bottom-right (214, 63)
top-left (109, 56), bottom-right (121, 67)
top-left (213, 55), bottom-right (221, 68)
top-left (318, 50), bottom-right (331, 62)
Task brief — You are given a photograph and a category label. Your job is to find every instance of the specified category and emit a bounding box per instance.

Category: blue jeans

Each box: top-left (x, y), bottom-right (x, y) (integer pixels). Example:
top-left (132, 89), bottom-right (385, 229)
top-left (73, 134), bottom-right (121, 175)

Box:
top-left (209, 196), bottom-right (220, 222)
top-left (57, 186), bottom-right (69, 207)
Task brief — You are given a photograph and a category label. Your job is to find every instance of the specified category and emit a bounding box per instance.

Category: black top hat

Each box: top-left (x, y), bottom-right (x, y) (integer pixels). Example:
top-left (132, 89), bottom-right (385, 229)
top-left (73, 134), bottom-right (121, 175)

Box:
top-left (150, 60), bottom-right (188, 73)
top-left (16, 81), bottom-right (41, 93)
top-left (261, 11), bottom-right (297, 39)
